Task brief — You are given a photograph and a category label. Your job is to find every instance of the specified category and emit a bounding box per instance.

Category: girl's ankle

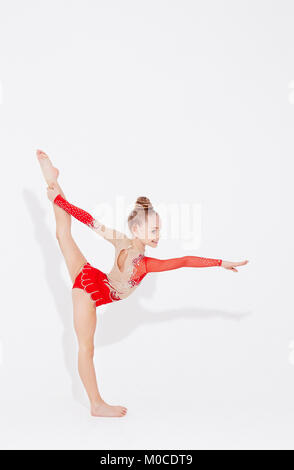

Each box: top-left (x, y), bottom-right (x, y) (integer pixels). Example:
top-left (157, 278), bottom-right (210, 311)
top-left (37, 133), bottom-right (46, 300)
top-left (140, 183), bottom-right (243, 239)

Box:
top-left (91, 398), bottom-right (104, 407)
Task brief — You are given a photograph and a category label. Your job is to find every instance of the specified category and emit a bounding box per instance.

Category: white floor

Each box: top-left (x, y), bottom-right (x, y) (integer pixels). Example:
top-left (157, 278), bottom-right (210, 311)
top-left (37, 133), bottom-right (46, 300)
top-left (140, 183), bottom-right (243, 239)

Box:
top-left (1, 313), bottom-right (294, 450)
top-left (1, 387), bottom-right (294, 450)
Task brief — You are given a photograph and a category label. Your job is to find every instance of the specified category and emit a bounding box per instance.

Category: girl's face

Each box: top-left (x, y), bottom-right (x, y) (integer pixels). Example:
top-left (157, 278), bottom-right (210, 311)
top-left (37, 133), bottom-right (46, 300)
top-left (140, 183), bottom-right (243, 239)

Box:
top-left (134, 213), bottom-right (161, 248)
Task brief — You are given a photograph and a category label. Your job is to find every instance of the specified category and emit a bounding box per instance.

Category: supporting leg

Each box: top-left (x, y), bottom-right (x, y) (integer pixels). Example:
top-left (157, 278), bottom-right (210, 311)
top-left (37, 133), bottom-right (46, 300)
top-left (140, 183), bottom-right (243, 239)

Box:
top-left (72, 289), bottom-right (128, 417)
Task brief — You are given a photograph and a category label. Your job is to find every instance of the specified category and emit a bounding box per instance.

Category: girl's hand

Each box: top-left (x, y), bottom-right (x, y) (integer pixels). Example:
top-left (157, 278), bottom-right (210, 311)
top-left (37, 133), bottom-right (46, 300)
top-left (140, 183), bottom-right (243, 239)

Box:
top-left (47, 182), bottom-right (60, 202)
top-left (221, 259), bottom-right (249, 272)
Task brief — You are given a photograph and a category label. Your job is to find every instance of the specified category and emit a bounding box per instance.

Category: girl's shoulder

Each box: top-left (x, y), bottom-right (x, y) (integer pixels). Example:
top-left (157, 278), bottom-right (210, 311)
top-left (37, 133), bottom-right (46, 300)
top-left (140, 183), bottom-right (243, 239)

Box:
top-left (114, 235), bottom-right (133, 254)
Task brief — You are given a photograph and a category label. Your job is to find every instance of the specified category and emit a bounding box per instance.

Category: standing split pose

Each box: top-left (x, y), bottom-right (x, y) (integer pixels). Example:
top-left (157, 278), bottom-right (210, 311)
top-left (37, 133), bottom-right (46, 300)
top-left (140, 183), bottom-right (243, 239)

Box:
top-left (36, 149), bottom-right (249, 418)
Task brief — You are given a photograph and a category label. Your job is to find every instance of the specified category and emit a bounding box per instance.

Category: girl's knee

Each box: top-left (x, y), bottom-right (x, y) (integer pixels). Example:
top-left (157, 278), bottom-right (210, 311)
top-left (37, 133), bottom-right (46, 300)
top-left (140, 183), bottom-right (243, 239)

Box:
top-left (79, 343), bottom-right (95, 357)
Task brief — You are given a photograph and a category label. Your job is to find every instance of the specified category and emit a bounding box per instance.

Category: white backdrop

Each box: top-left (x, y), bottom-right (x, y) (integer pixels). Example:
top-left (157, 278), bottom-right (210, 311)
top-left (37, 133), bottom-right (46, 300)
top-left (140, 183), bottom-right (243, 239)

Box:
top-left (0, 0), bottom-right (293, 450)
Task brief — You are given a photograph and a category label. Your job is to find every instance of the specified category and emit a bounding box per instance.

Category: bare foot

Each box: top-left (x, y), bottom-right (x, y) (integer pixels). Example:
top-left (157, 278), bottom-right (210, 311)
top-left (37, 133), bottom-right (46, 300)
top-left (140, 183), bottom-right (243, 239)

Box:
top-left (91, 400), bottom-right (128, 418)
top-left (36, 149), bottom-right (59, 185)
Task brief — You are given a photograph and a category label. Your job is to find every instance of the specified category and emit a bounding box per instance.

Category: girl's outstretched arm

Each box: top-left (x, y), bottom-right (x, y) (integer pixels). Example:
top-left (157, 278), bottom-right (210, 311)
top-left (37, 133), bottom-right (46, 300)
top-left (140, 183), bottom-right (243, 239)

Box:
top-left (144, 256), bottom-right (249, 273)
top-left (47, 184), bottom-right (127, 246)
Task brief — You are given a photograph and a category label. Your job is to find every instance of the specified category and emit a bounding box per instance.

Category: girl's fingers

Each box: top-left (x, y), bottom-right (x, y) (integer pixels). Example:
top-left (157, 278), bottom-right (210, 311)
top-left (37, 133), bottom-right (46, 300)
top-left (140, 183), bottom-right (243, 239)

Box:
top-left (223, 260), bottom-right (248, 271)
top-left (234, 260), bottom-right (249, 267)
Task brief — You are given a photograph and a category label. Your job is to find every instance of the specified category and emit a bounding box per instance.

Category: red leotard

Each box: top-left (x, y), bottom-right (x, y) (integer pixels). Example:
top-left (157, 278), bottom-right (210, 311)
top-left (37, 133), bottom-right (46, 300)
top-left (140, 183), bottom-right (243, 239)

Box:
top-left (72, 262), bottom-right (121, 306)
top-left (54, 194), bottom-right (222, 307)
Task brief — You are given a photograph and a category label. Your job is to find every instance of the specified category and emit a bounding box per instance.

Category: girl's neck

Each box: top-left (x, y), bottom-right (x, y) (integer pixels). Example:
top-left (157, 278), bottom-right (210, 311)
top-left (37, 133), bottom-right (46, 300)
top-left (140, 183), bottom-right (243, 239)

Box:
top-left (130, 237), bottom-right (145, 254)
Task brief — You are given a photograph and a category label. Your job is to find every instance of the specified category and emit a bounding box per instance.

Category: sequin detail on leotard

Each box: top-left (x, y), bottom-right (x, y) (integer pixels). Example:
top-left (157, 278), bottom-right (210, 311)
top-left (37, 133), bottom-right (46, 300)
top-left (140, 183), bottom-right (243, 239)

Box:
top-left (128, 254), bottom-right (147, 288)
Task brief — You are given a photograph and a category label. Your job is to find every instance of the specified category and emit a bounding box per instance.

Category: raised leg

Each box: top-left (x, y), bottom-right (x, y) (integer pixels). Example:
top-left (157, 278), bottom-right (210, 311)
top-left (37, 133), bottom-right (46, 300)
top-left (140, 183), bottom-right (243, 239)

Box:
top-left (36, 149), bottom-right (87, 282)
top-left (72, 289), bottom-right (128, 417)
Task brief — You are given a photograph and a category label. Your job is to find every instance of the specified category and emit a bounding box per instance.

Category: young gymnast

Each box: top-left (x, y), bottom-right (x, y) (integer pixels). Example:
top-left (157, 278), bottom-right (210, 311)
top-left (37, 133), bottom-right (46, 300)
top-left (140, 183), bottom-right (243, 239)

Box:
top-left (36, 149), bottom-right (248, 418)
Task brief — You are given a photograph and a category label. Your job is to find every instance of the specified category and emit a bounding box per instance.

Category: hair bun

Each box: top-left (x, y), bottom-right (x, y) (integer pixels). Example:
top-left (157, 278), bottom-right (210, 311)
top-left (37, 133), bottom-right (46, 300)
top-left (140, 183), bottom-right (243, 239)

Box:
top-left (135, 196), bottom-right (153, 210)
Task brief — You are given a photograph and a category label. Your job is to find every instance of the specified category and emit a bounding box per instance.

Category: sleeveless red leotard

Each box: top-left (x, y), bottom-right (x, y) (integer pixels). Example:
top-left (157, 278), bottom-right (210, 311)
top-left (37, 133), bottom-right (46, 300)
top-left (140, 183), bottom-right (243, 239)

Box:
top-left (54, 194), bottom-right (222, 307)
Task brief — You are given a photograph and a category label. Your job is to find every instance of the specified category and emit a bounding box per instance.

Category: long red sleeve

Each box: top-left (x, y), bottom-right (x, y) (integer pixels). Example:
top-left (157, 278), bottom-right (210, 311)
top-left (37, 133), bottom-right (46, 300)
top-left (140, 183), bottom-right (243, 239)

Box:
top-left (54, 194), bottom-right (96, 228)
top-left (53, 194), bottom-right (129, 246)
top-left (144, 255), bottom-right (222, 273)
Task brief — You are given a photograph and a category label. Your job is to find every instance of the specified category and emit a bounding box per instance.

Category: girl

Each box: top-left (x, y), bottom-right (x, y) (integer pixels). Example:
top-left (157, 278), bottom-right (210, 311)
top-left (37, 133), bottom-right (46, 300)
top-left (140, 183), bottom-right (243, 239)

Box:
top-left (37, 149), bottom-right (248, 418)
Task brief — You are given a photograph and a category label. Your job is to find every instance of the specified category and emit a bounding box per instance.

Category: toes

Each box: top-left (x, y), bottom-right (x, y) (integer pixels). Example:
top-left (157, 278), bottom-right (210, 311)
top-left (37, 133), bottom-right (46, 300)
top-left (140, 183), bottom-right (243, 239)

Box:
top-left (36, 150), bottom-right (47, 160)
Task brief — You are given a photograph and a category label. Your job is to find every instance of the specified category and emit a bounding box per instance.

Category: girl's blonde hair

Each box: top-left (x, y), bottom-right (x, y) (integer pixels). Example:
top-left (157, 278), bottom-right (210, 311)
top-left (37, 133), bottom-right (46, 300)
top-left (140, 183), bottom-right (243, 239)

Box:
top-left (128, 196), bottom-right (157, 233)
